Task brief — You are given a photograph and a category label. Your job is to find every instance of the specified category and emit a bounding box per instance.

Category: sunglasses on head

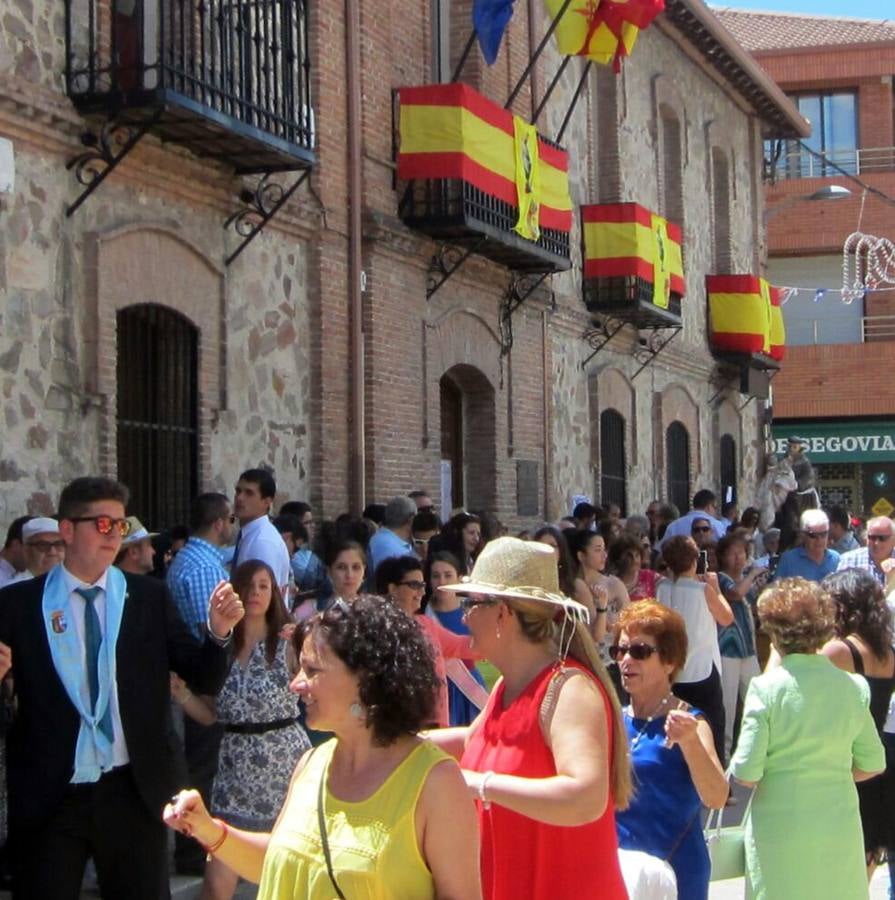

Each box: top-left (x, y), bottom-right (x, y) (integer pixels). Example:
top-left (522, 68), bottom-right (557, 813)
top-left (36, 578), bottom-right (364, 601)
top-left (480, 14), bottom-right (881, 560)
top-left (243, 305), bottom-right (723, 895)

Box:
top-left (69, 515), bottom-right (131, 537)
top-left (609, 642), bottom-right (659, 662)
top-left (458, 595), bottom-right (500, 611)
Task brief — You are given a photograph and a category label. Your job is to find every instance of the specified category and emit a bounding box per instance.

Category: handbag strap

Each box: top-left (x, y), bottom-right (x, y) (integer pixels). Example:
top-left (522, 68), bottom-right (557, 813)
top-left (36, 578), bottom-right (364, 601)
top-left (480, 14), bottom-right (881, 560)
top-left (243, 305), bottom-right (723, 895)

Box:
top-left (665, 809), bottom-right (699, 861)
top-left (704, 770), bottom-right (755, 836)
top-left (316, 750), bottom-right (348, 900)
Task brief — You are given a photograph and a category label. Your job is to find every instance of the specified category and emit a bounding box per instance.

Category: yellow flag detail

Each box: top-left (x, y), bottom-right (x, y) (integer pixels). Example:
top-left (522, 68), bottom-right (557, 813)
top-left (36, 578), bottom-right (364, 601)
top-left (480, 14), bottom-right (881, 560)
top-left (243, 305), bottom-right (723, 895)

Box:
top-left (513, 116), bottom-right (541, 241)
top-left (651, 214), bottom-right (670, 309)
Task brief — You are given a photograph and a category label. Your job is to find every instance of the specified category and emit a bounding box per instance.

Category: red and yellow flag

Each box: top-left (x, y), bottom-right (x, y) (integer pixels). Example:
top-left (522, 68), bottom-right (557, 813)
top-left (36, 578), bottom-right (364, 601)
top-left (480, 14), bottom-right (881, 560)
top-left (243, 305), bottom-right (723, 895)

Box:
top-left (582, 203), bottom-right (684, 307)
top-left (397, 84), bottom-right (572, 235)
top-left (768, 284), bottom-right (786, 361)
top-left (707, 275), bottom-right (773, 355)
top-left (543, 0), bottom-right (665, 70)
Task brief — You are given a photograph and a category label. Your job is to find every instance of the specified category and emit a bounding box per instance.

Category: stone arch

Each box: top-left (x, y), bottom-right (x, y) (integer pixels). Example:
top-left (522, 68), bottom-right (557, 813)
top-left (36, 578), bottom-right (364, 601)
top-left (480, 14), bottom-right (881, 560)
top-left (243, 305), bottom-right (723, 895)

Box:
top-left (654, 383), bottom-right (700, 506)
top-left (716, 397), bottom-right (743, 502)
top-left (89, 224), bottom-right (224, 482)
top-left (653, 75), bottom-right (689, 232)
top-left (588, 366), bottom-right (636, 505)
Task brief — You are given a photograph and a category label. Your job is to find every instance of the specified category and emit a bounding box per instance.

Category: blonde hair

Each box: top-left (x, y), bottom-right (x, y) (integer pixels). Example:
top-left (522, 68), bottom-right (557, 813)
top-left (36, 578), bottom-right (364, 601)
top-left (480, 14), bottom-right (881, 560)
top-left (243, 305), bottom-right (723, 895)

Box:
top-left (508, 597), bottom-right (633, 810)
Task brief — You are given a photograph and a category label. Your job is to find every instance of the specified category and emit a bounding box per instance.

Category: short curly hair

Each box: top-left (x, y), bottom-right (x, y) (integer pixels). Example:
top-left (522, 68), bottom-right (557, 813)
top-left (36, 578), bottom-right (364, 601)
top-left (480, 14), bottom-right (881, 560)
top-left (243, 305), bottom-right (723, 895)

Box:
top-left (294, 595), bottom-right (440, 745)
top-left (614, 601), bottom-right (689, 682)
top-left (757, 578), bottom-right (835, 655)
top-left (661, 535), bottom-right (699, 576)
top-left (822, 568), bottom-right (893, 659)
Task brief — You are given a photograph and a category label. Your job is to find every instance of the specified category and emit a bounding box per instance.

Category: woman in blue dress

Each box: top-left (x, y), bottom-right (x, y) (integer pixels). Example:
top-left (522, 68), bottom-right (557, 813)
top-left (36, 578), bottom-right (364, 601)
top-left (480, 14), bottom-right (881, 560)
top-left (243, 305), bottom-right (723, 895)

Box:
top-left (425, 550), bottom-right (488, 725)
top-left (613, 601), bottom-right (728, 900)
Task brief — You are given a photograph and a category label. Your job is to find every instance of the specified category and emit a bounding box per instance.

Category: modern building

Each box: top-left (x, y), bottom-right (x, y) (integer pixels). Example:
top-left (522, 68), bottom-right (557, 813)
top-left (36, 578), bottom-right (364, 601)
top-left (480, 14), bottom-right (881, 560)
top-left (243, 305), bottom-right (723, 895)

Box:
top-left (717, 8), bottom-right (895, 518)
top-left (0, 0), bottom-right (804, 531)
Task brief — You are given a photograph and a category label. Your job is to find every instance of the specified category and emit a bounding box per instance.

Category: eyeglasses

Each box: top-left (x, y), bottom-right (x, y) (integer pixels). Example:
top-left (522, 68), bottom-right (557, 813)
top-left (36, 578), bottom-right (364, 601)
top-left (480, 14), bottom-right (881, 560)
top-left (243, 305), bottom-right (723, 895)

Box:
top-left (609, 642), bottom-right (659, 662)
top-left (867, 534), bottom-right (893, 542)
top-left (802, 530), bottom-right (829, 539)
top-left (29, 540), bottom-right (65, 553)
top-left (691, 526), bottom-right (712, 534)
top-left (458, 595), bottom-right (500, 611)
top-left (69, 516), bottom-right (131, 537)
top-left (398, 580), bottom-right (427, 590)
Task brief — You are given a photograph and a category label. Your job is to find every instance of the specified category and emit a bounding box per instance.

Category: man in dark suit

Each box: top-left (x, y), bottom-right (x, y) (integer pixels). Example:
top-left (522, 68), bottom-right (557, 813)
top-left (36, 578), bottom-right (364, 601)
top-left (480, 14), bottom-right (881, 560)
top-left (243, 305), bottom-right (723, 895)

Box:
top-left (0, 477), bottom-right (244, 899)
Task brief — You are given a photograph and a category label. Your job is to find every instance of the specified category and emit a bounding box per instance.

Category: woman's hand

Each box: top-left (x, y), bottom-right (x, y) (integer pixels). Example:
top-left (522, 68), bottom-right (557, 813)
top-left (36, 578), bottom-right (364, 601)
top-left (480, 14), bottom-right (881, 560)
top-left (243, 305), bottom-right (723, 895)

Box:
top-left (664, 708), bottom-right (700, 750)
top-left (164, 789), bottom-right (220, 847)
top-left (207, 581), bottom-right (245, 639)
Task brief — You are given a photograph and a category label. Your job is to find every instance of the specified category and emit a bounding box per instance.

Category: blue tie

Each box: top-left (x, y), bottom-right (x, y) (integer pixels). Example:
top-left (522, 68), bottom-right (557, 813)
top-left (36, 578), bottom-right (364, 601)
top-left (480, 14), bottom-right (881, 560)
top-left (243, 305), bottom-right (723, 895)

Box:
top-left (75, 586), bottom-right (115, 744)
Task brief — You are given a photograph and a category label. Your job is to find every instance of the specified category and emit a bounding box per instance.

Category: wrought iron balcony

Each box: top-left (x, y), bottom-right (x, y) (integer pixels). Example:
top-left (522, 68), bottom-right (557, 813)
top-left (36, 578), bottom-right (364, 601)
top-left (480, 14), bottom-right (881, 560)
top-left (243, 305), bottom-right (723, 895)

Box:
top-left (583, 276), bottom-right (683, 328)
top-left (64, 0), bottom-right (314, 173)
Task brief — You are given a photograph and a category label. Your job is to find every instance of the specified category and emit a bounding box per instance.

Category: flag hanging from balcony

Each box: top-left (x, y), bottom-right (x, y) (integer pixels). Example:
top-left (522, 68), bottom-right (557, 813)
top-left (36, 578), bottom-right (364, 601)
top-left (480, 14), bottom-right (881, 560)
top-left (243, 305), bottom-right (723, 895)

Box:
top-left (397, 84), bottom-right (572, 237)
top-left (768, 284), bottom-right (786, 361)
top-left (474, 0), bottom-right (516, 64)
top-left (706, 275), bottom-right (772, 355)
top-left (582, 203), bottom-right (684, 307)
top-left (543, 0), bottom-right (665, 71)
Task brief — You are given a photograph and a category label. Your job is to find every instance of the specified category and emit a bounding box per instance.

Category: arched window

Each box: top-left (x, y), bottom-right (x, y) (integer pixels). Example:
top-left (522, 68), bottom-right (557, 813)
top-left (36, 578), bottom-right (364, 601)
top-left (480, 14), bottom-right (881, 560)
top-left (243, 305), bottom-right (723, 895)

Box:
top-left (117, 304), bottom-right (198, 529)
top-left (720, 433), bottom-right (737, 504)
top-left (600, 409), bottom-right (627, 516)
top-left (660, 107), bottom-right (684, 231)
top-left (712, 147), bottom-right (731, 273)
top-left (666, 421), bottom-right (691, 514)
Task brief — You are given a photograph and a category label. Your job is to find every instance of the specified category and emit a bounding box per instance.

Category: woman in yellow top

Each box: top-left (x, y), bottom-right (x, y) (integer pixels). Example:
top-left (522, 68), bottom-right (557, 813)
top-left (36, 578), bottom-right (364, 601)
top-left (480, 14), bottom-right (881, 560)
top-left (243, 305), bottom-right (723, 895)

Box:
top-left (165, 596), bottom-right (482, 900)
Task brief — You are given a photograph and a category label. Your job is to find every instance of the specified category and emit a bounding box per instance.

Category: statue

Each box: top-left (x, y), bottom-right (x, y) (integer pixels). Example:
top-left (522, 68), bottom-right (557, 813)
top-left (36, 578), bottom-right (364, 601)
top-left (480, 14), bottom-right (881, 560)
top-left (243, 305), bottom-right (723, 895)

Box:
top-left (777, 436), bottom-right (819, 550)
top-left (755, 454), bottom-right (798, 532)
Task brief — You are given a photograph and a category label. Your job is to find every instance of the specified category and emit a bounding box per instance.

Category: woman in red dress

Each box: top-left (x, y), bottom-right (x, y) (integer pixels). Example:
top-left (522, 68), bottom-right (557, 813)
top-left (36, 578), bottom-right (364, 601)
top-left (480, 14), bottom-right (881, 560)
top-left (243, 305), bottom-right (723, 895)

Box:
top-left (429, 537), bottom-right (632, 900)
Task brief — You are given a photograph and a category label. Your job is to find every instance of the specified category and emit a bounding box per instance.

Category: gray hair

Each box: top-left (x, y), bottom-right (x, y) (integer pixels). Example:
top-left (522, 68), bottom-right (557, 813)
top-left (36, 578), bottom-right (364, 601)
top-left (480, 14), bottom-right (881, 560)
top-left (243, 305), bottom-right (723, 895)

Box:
top-left (624, 515), bottom-right (650, 537)
top-left (384, 496), bottom-right (417, 529)
top-left (800, 508), bottom-right (829, 531)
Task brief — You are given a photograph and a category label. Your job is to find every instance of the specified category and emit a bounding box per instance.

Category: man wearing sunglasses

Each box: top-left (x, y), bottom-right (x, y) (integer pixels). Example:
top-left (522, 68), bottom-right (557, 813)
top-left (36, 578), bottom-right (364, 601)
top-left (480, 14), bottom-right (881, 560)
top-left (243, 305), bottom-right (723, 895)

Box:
top-left (836, 516), bottom-right (895, 587)
top-left (772, 508), bottom-right (840, 583)
top-left (0, 476), bottom-right (244, 899)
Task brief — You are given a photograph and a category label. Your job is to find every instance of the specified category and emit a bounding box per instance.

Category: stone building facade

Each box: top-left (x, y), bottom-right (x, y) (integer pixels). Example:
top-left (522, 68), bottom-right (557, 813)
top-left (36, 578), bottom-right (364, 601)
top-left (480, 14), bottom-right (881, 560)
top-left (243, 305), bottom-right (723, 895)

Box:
top-left (0, 0), bottom-right (804, 531)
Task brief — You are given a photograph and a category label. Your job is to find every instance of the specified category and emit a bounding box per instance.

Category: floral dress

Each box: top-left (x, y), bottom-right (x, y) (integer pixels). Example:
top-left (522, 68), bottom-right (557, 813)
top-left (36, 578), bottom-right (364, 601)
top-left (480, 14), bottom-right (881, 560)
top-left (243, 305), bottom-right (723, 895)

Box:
top-left (211, 639), bottom-right (310, 830)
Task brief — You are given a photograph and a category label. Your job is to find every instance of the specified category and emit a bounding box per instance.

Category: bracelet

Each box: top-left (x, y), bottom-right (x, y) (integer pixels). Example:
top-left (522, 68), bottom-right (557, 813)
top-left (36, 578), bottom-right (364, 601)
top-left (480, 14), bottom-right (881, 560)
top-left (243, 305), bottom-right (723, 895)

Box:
top-left (478, 770), bottom-right (495, 810)
top-left (595, 607), bottom-right (608, 614)
top-left (201, 818), bottom-right (229, 855)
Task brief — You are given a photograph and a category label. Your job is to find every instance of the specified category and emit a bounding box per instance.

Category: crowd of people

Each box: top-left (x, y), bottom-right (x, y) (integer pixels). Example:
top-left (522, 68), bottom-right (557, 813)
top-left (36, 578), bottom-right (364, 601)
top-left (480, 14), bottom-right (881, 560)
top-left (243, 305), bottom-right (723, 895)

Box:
top-left (1, 469), bottom-right (895, 899)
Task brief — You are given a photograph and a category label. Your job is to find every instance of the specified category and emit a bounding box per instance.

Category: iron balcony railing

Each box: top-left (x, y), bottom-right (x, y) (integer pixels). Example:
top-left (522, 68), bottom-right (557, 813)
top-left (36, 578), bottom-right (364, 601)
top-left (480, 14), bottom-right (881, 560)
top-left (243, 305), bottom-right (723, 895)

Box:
top-left (767, 146), bottom-right (895, 180)
top-left (65, 0), bottom-right (314, 171)
top-left (788, 314), bottom-right (895, 345)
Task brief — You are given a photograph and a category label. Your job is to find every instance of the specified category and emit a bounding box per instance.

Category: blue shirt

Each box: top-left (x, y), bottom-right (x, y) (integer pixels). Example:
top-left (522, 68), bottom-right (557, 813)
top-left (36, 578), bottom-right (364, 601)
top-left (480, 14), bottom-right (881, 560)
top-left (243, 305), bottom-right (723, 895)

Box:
top-left (166, 537), bottom-right (228, 639)
top-left (773, 546), bottom-right (840, 583)
top-left (836, 545), bottom-right (895, 586)
top-left (291, 548), bottom-right (331, 595)
top-left (367, 528), bottom-right (416, 577)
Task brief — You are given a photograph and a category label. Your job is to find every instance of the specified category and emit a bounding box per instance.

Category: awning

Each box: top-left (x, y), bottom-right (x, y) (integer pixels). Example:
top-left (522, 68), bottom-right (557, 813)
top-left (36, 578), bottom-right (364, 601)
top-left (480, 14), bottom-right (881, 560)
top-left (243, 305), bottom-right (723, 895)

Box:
top-left (772, 422), bottom-right (895, 464)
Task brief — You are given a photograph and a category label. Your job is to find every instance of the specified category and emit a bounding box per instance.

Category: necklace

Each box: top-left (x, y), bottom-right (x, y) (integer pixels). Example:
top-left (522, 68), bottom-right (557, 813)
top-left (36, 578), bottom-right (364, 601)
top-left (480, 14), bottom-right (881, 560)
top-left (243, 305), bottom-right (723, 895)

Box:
top-left (626, 693), bottom-right (672, 750)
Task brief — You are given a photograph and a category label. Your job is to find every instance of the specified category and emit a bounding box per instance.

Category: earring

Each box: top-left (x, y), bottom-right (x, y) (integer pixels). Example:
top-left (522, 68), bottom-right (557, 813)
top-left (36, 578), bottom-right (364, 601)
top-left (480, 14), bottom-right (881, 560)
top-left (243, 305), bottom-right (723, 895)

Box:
top-left (495, 624), bottom-right (501, 640)
top-left (350, 701), bottom-right (363, 719)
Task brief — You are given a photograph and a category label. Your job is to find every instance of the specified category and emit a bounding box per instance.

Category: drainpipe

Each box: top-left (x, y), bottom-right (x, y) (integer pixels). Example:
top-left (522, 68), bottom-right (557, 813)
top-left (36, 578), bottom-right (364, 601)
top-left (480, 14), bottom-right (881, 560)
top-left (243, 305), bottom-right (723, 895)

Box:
top-left (346, 0), bottom-right (365, 512)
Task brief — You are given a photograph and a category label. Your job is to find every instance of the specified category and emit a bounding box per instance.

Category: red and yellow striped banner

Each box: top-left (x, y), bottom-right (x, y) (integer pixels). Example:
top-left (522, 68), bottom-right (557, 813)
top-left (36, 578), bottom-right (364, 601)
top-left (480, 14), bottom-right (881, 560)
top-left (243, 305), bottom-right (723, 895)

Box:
top-left (707, 274), bottom-right (775, 356)
top-left (582, 203), bottom-right (685, 305)
top-left (397, 84), bottom-right (572, 234)
top-left (768, 284), bottom-right (786, 361)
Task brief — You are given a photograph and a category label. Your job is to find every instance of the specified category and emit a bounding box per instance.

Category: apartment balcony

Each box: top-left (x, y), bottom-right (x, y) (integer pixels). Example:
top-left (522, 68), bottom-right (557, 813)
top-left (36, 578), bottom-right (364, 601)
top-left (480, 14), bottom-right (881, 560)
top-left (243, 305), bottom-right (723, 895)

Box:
top-left (768, 146), bottom-right (895, 180)
top-left (65, 0), bottom-right (315, 173)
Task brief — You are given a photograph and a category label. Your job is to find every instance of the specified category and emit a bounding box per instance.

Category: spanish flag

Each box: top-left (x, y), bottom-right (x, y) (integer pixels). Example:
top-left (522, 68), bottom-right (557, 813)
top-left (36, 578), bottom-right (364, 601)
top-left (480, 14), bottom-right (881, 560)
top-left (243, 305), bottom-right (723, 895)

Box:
top-left (397, 84), bottom-right (572, 236)
top-left (706, 275), bottom-right (772, 355)
top-left (768, 284), bottom-right (786, 361)
top-left (543, 0), bottom-right (665, 70)
top-left (582, 203), bottom-right (684, 308)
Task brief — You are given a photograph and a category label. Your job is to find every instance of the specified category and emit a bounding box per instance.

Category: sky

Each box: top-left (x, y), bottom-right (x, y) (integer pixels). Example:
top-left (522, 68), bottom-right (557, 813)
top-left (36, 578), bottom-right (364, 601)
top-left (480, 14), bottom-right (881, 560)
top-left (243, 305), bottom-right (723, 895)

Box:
top-left (710, 0), bottom-right (890, 21)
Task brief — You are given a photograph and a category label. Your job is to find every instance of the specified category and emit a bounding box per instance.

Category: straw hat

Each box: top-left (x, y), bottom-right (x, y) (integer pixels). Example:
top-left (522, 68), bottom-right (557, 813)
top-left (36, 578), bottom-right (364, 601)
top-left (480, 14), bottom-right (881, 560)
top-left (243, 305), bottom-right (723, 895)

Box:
top-left (121, 516), bottom-right (159, 545)
top-left (439, 536), bottom-right (590, 624)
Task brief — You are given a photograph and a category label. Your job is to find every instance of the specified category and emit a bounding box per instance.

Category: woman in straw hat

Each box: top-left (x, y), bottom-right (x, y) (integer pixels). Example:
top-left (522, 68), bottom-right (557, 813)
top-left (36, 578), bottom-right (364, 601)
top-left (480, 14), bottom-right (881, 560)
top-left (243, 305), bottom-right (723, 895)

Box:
top-left (428, 537), bottom-right (632, 900)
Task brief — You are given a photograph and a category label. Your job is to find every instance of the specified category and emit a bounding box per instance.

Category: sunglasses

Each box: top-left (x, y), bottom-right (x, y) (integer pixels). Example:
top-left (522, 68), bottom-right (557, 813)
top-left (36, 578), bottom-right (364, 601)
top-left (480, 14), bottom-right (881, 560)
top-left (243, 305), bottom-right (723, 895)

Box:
top-left (458, 595), bottom-right (500, 611)
top-left (802, 530), bottom-right (829, 539)
top-left (867, 534), bottom-right (893, 542)
top-left (69, 515), bottom-right (131, 537)
top-left (398, 580), bottom-right (427, 590)
top-left (29, 540), bottom-right (66, 553)
top-left (609, 642), bottom-right (659, 662)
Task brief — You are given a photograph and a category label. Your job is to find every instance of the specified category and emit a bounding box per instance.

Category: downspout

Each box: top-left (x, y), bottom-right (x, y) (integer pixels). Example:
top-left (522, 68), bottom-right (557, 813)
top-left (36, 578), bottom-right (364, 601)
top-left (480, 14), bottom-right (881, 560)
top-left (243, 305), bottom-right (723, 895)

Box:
top-left (346, 0), bottom-right (365, 512)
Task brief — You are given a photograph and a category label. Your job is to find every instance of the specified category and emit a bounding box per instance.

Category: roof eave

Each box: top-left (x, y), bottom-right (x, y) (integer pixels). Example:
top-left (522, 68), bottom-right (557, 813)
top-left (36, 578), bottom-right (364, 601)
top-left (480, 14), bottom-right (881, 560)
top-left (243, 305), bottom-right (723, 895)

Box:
top-left (663, 0), bottom-right (811, 139)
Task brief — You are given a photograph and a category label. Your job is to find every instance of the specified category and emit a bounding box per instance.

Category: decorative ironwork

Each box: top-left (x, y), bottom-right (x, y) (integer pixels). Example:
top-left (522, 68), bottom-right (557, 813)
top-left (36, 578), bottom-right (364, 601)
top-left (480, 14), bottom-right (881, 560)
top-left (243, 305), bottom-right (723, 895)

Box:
top-left (583, 276), bottom-right (683, 329)
top-left (580, 316), bottom-right (627, 370)
top-left (427, 240), bottom-right (486, 299)
top-left (224, 170), bottom-right (311, 265)
top-left (631, 326), bottom-right (682, 380)
top-left (65, 115), bottom-right (159, 216)
top-left (498, 272), bottom-right (550, 357)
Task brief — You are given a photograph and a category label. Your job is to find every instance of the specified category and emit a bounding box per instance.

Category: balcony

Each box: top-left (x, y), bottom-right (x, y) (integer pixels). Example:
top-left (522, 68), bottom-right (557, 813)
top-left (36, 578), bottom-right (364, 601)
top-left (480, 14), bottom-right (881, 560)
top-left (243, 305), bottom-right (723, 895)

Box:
top-left (581, 203), bottom-right (684, 329)
top-left (396, 84), bottom-right (572, 275)
top-left (790, 314), bottom-right (895, 345)
top-left (768, 146), bottom-right (895, 181)
top-left (65, 0), bottom-right (314, 174)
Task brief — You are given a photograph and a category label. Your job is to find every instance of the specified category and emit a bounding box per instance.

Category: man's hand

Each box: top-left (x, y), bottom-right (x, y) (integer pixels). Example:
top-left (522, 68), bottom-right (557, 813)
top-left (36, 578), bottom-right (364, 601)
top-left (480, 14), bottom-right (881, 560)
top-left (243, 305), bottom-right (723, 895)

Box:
top-left (0, 642), bottom-right (11, 680)
top-left (207, 581), bottom-right (244, 639)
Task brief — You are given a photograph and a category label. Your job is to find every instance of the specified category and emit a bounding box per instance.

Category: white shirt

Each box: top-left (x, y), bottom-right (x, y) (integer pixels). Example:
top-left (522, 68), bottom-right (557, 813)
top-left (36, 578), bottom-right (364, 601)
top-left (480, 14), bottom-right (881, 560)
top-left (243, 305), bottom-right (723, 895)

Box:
top-left (59, 565), bottom-right (130, 769)
top-left (0, 557), bottom-right (18, 589)
top-left (657, 576), bottom-right (721, 683)
top-left (234, 515), bottom-right (291, 592)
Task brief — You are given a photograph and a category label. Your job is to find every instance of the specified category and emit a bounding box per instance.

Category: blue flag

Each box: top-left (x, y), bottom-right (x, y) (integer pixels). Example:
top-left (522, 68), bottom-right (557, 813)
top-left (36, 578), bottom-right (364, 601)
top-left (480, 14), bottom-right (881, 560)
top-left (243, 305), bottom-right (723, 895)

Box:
top-left (474, 0), bottom-right (515, 65)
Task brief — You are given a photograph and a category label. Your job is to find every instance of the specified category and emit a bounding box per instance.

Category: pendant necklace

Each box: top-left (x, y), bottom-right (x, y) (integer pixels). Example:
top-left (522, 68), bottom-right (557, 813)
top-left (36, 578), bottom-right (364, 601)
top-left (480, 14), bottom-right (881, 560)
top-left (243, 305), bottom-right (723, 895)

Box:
top-left (626, 693), bottom-right (672, 750)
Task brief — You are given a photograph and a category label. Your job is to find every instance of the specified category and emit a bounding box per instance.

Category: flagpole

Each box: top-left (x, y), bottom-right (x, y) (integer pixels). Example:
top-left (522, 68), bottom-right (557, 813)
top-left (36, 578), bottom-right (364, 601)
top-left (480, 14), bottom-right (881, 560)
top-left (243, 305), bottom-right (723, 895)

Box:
top-left (505, 0), bottom-right (576, 108)
top-left (531, 56), bottom-right (570, 124)
top-left (451, 30), bottom-right (478, 83)
top-left (556, 60), bottom-right (591, 143)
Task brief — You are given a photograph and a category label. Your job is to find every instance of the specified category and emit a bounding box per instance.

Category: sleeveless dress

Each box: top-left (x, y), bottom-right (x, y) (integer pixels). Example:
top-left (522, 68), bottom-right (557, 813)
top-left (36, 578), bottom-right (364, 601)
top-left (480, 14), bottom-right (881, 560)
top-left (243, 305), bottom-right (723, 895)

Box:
top-left (616, 706), bottom-right (710, 900)
top-left (431, 607), bottom-right (487, 725)
top-left (211, 640), bottom-right (310, 830)
top-left (258, 738), bottom-right (449, 900)
top-left (843, 637), bottom-right (895, 856)
top-left (461, 659), bottom-right (628, 900)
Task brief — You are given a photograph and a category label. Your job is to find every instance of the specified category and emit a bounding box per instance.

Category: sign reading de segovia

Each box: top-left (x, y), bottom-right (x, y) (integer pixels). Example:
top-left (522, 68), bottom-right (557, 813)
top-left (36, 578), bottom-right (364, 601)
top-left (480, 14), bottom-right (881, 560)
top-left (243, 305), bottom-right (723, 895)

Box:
top-left (772, 422), bottom-right (895, 464)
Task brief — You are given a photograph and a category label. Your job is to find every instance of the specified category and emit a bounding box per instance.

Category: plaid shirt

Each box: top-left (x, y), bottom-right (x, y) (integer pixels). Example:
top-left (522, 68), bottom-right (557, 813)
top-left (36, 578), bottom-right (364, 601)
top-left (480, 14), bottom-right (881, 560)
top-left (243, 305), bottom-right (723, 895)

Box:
top-left (836, 546), bottom-right (895, 586)
top-left (166, 537), bottom-right (228, 639)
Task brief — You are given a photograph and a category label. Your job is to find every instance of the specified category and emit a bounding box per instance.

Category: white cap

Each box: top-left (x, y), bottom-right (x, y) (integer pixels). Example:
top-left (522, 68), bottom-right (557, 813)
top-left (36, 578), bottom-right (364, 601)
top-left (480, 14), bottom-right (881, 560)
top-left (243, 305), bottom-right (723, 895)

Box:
top-left (22, 517), bottom-right (60, 542)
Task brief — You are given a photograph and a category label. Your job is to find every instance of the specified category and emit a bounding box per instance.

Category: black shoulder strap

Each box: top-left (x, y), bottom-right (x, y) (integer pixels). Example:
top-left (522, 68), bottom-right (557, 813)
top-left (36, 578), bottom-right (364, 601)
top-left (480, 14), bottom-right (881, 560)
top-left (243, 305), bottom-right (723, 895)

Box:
top-left (317, 750), bottom-right (348, 900)
top-left (843, 637), bottom-right (864, 675)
